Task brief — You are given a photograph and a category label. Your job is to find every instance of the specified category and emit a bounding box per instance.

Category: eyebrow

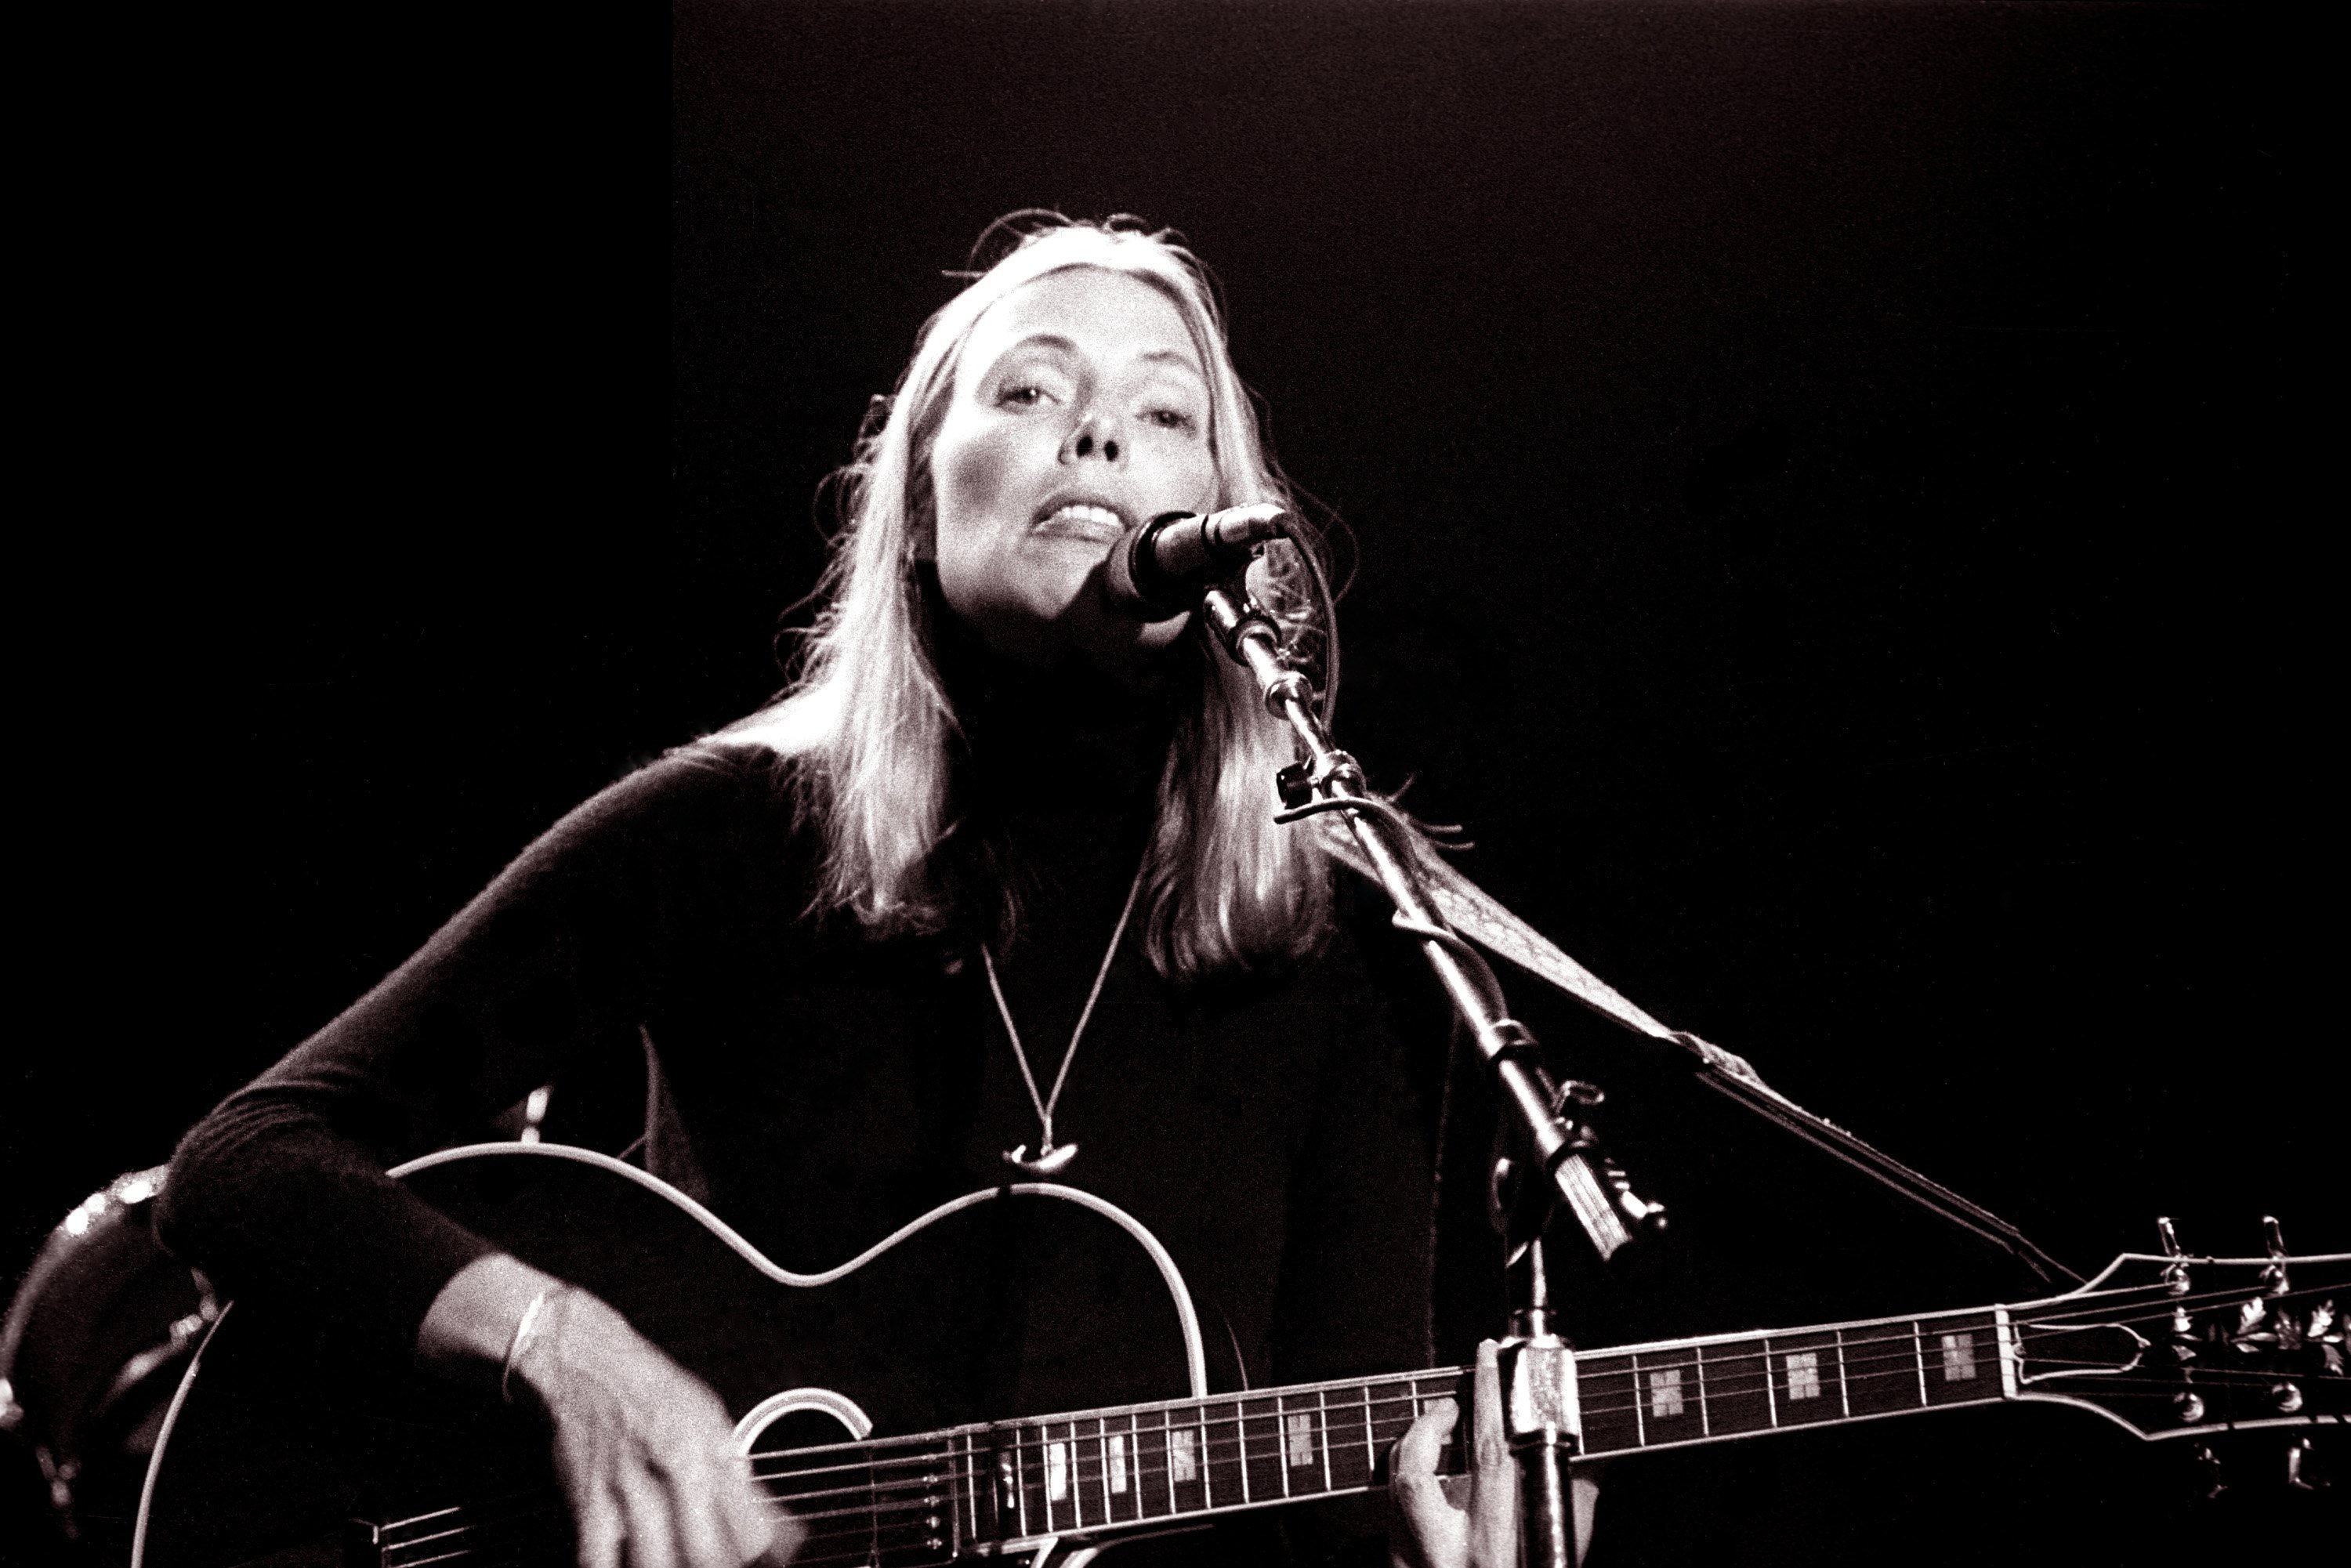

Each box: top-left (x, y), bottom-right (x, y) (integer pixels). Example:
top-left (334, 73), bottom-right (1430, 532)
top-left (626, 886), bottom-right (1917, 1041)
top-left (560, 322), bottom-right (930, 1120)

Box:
top-left (998, 333), bottom-right (1205, 378)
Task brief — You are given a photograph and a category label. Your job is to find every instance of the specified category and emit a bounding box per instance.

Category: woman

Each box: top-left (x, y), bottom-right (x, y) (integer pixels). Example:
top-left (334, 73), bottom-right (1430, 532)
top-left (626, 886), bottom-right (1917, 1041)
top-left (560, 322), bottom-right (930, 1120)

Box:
top-left (160, 215), bottom-right (1534, 1566)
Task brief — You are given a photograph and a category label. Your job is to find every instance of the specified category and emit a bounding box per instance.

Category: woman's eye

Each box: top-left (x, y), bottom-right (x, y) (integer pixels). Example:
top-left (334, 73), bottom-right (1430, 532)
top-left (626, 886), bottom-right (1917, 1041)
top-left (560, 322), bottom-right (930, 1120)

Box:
top-left (997, 383), bottom-right (1046, 408)
top-left (1144, 407), bottom-right (1198, 432)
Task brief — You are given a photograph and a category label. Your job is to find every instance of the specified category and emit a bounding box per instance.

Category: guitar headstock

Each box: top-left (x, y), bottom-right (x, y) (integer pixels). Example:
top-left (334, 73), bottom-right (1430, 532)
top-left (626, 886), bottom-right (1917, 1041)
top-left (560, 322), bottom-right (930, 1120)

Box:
top-left (2006, 1217), bottom-right (2347, 1449)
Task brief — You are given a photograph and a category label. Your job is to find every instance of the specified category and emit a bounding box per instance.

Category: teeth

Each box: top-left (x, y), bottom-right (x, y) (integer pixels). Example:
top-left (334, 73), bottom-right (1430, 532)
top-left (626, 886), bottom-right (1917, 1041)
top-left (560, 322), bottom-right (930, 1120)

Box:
top-left (1045, 504), bottom-right (1124, 531)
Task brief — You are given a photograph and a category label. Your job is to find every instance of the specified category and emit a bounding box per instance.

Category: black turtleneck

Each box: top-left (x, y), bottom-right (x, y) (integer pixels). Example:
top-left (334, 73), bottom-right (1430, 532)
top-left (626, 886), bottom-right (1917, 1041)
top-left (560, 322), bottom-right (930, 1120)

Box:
top-left (158, 644), bottom-right (1451, 1555)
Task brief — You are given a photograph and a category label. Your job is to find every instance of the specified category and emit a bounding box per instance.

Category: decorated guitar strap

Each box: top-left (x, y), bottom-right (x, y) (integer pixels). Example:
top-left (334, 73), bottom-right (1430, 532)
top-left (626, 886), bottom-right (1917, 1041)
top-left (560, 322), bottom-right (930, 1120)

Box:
top-left (1313, 819), bottom-right (2079, 1284)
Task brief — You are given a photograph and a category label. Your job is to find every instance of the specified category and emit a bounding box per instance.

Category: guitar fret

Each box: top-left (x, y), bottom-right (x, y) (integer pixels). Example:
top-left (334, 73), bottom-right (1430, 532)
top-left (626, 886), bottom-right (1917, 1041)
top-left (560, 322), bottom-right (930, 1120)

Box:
top-left (1122, 1412), bottom-right (1143, 1521)
top-left (961, 1433), bottom-right (973, 1544)
top-left (1630, 1353), bottom-right (1647, 1445)
top-left (1696, 1340), bottom-right (1771, 1436)
top-left (1242, 1395), bottom-right (1284, 1502)
top-left (1070, 1420), bottom-right (1097, 1528)
top-left (1574, 1353), bottom-right (1638, 1454)
top-left (1009, 1430), bottom-right (1027, 1537)
top-left (1096, 1417), bottom-right (1113, 1523)
top-left (1039, 1420), bottom-right (1058, 1533)
top-left (1846, 1322), bottom-right (1923, 1417)
top-left (1204, 1399), bottom-right (1243, 1507)
top-left (1328, 1382), bottom-right (1373, 1490)
top-left (1772, 1331), bottom-right (1839, 1425)
top-left (1318, 1389), bottom-right (1334, 1491)
top-left (1132, 1409), bottom-right (1160, 1520)
top-left (1036, 1424), bottom-right (1055, 1534)
top-left (1633, 1346), bottom-right (1701, 1443)
top-left (1922, 1313), bottom-right (2000, 1407)
top-left (938, 1299), bottom-right (2041, 1552)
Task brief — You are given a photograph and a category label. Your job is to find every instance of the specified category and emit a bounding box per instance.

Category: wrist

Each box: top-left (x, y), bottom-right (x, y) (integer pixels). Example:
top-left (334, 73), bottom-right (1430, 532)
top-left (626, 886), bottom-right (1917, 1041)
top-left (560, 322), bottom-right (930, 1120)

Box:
top-left (416, 1252), bottom-right (569, 1377)
top-left (499, 1284), bottom-right (559, 1403)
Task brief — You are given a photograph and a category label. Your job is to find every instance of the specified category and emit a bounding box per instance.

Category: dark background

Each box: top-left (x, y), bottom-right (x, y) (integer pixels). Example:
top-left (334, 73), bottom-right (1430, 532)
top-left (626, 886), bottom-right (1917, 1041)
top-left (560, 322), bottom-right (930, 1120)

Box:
top-left (13, 1), bottom-right (2335, 1562)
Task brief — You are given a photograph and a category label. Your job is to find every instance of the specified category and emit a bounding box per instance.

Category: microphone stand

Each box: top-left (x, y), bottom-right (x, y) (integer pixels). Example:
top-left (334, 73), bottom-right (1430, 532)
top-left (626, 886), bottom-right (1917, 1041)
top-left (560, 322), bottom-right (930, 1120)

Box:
top-left (1198, 585), bottom-right (1661, 1568)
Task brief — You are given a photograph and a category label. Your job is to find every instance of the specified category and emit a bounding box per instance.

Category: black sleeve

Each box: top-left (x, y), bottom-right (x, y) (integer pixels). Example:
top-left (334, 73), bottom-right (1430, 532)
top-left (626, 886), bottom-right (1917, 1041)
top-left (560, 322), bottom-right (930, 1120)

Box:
top-left (154, 749), bottom-right (765, 1360)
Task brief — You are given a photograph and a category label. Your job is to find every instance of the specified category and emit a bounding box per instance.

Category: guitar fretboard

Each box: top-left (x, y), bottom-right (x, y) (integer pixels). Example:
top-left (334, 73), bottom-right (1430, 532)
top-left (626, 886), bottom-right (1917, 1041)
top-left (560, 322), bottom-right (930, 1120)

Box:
top-left (750, 1306), bottom-right (2010, 1562)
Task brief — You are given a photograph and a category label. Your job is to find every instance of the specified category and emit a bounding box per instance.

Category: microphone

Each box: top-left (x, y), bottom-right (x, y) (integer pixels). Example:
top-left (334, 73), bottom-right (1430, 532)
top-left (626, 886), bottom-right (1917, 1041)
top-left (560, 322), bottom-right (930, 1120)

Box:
top-left (1103, 502), bottom-right (1292, 620)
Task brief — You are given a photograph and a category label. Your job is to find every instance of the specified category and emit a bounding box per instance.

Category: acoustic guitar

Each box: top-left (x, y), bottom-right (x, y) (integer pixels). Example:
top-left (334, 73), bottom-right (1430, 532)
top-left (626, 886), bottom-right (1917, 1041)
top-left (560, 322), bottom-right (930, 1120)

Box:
top-left (133, 1143), bottom-right (2346, 1567)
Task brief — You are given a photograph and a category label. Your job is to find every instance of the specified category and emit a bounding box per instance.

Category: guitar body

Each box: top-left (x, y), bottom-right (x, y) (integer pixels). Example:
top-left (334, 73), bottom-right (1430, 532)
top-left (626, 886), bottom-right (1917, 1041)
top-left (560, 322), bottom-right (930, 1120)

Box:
top-left (140, 1142), bottom-right (2350, 1567)
top-left (137, 1144), bottom-right (1206, 1567)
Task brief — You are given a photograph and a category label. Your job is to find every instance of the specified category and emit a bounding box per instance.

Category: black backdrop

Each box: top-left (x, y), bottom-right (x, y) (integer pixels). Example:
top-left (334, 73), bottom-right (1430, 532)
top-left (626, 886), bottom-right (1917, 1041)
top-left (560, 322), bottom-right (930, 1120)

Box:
top-left (13, 2), bottom-right (2335, 1562)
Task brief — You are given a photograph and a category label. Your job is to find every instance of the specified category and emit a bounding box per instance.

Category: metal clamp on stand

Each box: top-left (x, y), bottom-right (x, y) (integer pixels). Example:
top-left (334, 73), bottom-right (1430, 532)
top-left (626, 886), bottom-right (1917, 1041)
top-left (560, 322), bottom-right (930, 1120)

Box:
top-left (1502, 1238), bottom-right (1583, 1568)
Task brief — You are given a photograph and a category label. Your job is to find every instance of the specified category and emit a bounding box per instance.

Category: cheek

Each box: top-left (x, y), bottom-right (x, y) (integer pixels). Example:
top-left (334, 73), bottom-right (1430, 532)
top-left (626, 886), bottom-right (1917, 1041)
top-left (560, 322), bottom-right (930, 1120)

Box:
top-left (933, 420), bottom-right (1023, 554)
top-left (1149, 440), bottom-right (1219, 514)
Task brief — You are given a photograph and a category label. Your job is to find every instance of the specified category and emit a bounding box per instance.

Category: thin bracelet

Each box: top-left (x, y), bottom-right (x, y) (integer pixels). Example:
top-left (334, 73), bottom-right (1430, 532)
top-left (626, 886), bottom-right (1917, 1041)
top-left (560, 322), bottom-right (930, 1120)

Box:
top-left (500, 1286), bottom-right (557, 1404)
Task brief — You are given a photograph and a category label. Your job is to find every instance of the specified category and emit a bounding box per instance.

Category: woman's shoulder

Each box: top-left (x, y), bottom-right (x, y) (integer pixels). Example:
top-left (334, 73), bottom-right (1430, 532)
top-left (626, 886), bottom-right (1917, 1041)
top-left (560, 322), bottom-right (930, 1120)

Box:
top-left (510, 741), bottom-right (812, 894)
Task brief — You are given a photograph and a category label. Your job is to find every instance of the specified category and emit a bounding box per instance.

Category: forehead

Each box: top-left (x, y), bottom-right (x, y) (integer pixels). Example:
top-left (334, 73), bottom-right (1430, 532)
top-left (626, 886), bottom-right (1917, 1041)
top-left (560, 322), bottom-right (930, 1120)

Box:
top-left (958, 266), bottom-right (1204, 380)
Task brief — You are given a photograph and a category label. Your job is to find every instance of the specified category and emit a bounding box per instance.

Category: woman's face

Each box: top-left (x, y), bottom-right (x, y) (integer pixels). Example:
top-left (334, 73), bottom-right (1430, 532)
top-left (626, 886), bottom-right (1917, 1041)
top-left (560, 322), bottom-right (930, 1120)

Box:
top-left (929, 266), bottom-right (1219, 671)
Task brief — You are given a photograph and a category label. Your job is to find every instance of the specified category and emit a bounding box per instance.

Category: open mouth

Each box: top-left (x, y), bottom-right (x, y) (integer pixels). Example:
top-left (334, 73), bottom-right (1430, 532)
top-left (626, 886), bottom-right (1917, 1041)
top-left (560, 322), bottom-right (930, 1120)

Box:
top-left (1030, 499), bottom-right (1132, 541)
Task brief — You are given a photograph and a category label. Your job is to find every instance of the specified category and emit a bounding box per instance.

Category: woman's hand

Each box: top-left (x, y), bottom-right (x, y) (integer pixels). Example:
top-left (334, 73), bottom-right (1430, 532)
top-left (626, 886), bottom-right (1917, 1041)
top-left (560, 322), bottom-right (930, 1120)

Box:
top-left (421, 1254), bottom-right (798, 1568)
top-left (1388, 1339), bottom-right (1596, 1568)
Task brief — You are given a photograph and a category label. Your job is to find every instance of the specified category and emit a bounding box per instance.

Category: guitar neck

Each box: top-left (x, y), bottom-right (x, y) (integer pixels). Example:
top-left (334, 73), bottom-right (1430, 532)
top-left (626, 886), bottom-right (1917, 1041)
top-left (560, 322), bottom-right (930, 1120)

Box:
top-left (755, 1303), bottom-right (2012, 1557)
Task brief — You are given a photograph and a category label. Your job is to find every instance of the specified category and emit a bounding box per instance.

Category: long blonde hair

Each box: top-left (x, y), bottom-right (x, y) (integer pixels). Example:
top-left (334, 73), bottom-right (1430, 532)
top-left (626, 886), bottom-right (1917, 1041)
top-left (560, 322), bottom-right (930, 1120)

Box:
top-left (718, 215), bottom-right (1334, 982)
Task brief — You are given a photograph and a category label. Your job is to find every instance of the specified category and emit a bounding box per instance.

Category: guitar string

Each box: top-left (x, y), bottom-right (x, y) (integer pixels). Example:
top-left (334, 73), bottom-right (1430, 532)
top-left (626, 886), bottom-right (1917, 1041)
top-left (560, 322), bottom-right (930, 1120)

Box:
top-left (761, 1377), bottom-right (1929, 1497)
top-left (748, 1365), bottom-right (2331, 1512)
top-left (744, 1293), bottom-right (2337, 1488)
top-left (730, 1276), bottom-right (2341, 1473)
top-left (747, 1360), bottom-right (2313, 1498)
top-left (705, 1336), bottom-right (2311, 1552)
top-left (746, 1389), bottom-right (1464, 1484)
top-left (756, 1356), bottom-right (2327, 1549)
top-left (387, 1330), bottom-right (2329, 1568)
top-left (745, 1324), bottom-right (2332, 1492)
top-left (743, 1410), bottom-right (1467, 1505)
top-left (392, 1360), bottom-right (2329, 1568)
top-left (736, 1381), bottom-right (1471, 1478)
top-left (371, 1280), bottom-right (2343, 1545)
top-left (748, 1406), bottom-right (1456, 1505)
top-left (748, 1347), bottom-right (2284, 1559)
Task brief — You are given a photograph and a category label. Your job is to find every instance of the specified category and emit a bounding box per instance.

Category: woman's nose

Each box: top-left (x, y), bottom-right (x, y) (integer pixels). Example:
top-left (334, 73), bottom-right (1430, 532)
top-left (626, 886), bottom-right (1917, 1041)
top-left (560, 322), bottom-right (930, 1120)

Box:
top-left (1060, 409), bottom-right (1123, 465)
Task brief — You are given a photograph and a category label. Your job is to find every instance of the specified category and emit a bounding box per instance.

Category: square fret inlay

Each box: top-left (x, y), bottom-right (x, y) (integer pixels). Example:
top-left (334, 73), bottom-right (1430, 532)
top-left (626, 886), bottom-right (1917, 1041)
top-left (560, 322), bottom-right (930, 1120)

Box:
top-left (1784, 1351), bottom-right (1822, 1403)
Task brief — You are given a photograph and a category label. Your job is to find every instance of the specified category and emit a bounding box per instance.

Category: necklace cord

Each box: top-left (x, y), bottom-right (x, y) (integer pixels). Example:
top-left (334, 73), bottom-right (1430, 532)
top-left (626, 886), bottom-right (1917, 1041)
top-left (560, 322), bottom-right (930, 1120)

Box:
top-left (980, 858), bottom-right (1148, 1151)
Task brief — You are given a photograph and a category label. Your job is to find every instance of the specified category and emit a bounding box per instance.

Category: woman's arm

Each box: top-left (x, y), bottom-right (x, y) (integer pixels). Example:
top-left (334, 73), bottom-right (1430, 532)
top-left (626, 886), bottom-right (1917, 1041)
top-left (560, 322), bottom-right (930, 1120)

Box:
top-left (156, 751), bottom-right (794, 1566)
top-left (421, 1253), bottom-right (792, 1568)
top-left (156, 752), bottom-right (733, 1352)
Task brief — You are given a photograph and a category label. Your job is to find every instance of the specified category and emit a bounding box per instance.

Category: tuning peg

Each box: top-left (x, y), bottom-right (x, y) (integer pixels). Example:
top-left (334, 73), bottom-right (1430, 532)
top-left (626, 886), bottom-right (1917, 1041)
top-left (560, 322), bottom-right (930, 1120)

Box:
top-left (2285, 1436), bottom-right (2327, 1493)
top-left (2311, 1299), bottom-right (2344, 1375)
top-left (2193, 1443), bottom-right (2226, 1500)
top-left (2157, 1216), bottom-right (2192, 1295)
top-left (2260, 1215), bottom-right (2289, 1297)
top-left (2232, 1294), bottom-right (2271, 1349)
